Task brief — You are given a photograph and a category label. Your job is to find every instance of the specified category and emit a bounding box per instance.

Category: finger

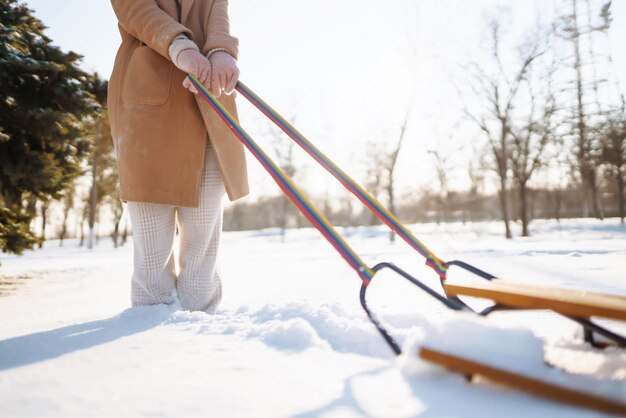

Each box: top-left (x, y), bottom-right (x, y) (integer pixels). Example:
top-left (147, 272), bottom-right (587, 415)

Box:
top-left (219, 72), bottom-right (227, 94)
top-left (183, 78), bottom-right (198, 94)
top-left (188, 61), bottom-right (200, 79)
top-left (200, 71), bottom-right (212, 92)
top-left (182, 77), bottom-right (196, 94)
top-left (225, 70), bottom-right (239, 94)
top-left (199, 66), bottom-right (211, 90)
top-left (211, 71), bottom-right (222, 97)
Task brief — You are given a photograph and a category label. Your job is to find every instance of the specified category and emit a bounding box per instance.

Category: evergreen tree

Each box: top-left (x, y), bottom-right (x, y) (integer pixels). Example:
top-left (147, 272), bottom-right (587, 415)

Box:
top-left (0, 0), bottom-right (95, 254)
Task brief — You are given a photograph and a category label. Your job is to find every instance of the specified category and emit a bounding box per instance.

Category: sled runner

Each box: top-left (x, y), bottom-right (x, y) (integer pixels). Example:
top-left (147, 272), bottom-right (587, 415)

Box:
top-left (419, 347), bottom-right (626, 416)
top-left (188, 75), bottom-right (626, 414)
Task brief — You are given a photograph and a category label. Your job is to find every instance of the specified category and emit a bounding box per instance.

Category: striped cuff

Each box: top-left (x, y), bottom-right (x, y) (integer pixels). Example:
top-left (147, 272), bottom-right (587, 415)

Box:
top-left (168, 35), bottom-right (200, 66)
top-left (207, 47), bottom-right (234, 60)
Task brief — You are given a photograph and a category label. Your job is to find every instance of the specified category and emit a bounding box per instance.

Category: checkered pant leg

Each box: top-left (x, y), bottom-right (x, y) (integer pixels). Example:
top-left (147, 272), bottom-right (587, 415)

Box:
top-left (177, 143), bottom-right (225, 312)
top-left (127, 201), bottom-right (177, 306)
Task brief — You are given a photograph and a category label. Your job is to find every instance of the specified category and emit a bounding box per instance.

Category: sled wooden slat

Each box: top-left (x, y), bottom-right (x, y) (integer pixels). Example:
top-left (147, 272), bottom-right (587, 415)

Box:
top-left (419, 347), bottom-right (626, 416)
top-left (444, 279), bottom-right (626, 320)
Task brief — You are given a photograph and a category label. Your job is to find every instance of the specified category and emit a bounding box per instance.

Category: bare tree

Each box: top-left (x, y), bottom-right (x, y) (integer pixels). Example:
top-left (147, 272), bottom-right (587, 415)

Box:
top-left (600, 110), bottom-right (626, 223)
top-left (268, 118), bottom-right (298, 241)
top-left (427, 149), bottom-right (451, 225)
top-left (361, 111), bottom-right (409, 242)
top-left (85, 115), bottom-right (116, 249)
top-left (363, 141), bottom-right (386, 226)
top-left (558, 0), bottom-right (612, 219)
top-left (465, 153), bottom-right (487, 223)
top-left (509, 57), bottom-right (557, 236)
top-left (466, 17), bottom-right (546, 238)
top-left (384, 112), bottom-right (409, 242)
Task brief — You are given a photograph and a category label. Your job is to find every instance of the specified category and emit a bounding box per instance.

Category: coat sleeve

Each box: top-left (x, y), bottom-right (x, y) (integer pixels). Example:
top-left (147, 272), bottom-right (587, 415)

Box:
top-left (110, 0), bottom-right (193, 60)
top-left (205, 0), bottom-right (239, 59)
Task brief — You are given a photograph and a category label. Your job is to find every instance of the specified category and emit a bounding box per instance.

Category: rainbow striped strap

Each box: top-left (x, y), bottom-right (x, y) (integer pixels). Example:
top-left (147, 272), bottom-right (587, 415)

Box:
top-left (234, 82), bottom-right (448, 278)
top-left (187, 75), bottom-right (375, 284)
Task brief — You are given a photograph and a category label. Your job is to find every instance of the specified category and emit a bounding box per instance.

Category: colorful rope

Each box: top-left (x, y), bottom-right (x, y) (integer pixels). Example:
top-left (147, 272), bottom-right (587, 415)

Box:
top-left (234, 82), bottom-right (448, 278)
top-left (187, 75), bottom-right (375, 284)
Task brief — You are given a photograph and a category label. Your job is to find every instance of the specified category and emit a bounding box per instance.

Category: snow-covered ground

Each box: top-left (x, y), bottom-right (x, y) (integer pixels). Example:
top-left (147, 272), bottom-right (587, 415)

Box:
top-left (1, 218), bottom-right (625, 418)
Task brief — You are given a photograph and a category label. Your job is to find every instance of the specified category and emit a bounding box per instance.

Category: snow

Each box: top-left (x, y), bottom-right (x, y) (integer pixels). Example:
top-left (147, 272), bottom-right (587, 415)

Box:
top-left (1, 218), bottom-right (625, 417)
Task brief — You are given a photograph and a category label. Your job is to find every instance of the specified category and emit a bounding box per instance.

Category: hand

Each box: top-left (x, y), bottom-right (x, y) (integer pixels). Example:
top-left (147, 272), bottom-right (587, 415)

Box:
top-left (209, 51), bottom-right (239, 98)
top-left (176, 49), bottom-right (212, 94)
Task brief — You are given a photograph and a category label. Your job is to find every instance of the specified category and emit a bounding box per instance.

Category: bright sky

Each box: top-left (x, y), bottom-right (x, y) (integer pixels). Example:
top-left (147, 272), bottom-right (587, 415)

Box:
top-left (22, 0), bottom-right (626, 202)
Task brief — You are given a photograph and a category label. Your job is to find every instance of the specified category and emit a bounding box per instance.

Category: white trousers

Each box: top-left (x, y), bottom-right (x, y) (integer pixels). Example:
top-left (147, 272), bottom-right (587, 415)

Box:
top-left (127, 141), bottom-right (225, 313)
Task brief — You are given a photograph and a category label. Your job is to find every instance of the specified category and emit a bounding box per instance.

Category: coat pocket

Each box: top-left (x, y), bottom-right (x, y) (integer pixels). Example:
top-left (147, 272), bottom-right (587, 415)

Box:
top-left (122, 46), bottom-right (174, 106)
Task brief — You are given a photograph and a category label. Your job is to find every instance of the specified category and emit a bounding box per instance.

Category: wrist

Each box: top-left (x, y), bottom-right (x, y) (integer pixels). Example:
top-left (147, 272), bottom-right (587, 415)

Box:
top-left (207, 48), bottom-right (234, 60)
top-left (169, 36), bottom-right (200, 67)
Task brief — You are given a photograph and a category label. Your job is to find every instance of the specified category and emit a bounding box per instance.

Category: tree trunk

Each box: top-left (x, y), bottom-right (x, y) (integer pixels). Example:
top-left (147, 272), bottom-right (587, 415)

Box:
top-left (39, 201), bottom-right (49, 248)
top-left (590, 178), bottom-right (605, 220)
top-left (110, 203), bottom-right (123, 248)
top-left (59, 225), bottom-right (66, 247)
top-left (498, 178), bottom-right (512, 239)
top-left (88, 123), bottom-right (101, 250)
top-left (122, 217), bottom-right (129, 246)
top-left (79, 217), bottom-right (85, 247)
top-left (618, 174), bottom-right (625, 224)
top-left (388, 179), bottom-right (396, 243)
top-left (26, 197), bottom-right (37, 216)
top-left (518, 182), bottom-right (530, 237)
top-left (553, 188), bottom-right (562, 224)
top-left (280, 195), bottom-right (289, 242)
top-left (59, 200), bottom-right (71, 247)
top-left (112, 220), bottom-right (120, 248)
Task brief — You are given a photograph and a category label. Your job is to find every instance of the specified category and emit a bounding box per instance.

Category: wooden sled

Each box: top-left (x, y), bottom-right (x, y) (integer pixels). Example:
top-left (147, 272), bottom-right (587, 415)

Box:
top-left (442, 260), bottom-right (626, 347)
top-left (360, 261), bottom-right (626, 414)
top-left (419, 346), bottom-right (626, 416)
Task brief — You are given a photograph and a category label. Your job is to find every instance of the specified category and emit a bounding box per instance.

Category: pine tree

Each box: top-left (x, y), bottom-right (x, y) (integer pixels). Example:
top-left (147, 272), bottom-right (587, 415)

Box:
top-left (0, 0), bottom-right (96, 254)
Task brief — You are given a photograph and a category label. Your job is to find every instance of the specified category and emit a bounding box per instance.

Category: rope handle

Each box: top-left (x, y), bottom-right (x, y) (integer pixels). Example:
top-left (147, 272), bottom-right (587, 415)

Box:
top-left (188, 75), bottom-right (375, 285)
top-left (233, 81), bottom-right (448, 279)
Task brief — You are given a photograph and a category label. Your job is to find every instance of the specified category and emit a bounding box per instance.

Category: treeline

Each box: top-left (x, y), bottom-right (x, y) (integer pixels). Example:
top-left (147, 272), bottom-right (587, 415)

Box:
top-left (223, 181), bottom-right (621, 232)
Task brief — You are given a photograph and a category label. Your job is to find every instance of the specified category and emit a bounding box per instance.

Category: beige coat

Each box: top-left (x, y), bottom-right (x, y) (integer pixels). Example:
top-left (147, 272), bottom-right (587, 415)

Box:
top-left (108, 0), bottom-right (249, 207)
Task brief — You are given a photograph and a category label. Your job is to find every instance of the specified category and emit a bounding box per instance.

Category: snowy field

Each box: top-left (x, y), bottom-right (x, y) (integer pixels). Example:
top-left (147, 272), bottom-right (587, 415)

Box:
top-left (1, 218), bottom-right (625, 418)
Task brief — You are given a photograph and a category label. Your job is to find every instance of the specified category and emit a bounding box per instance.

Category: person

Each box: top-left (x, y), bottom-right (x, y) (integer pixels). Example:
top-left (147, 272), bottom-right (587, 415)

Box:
top-left (108, 0), bottom-right (248, 313)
